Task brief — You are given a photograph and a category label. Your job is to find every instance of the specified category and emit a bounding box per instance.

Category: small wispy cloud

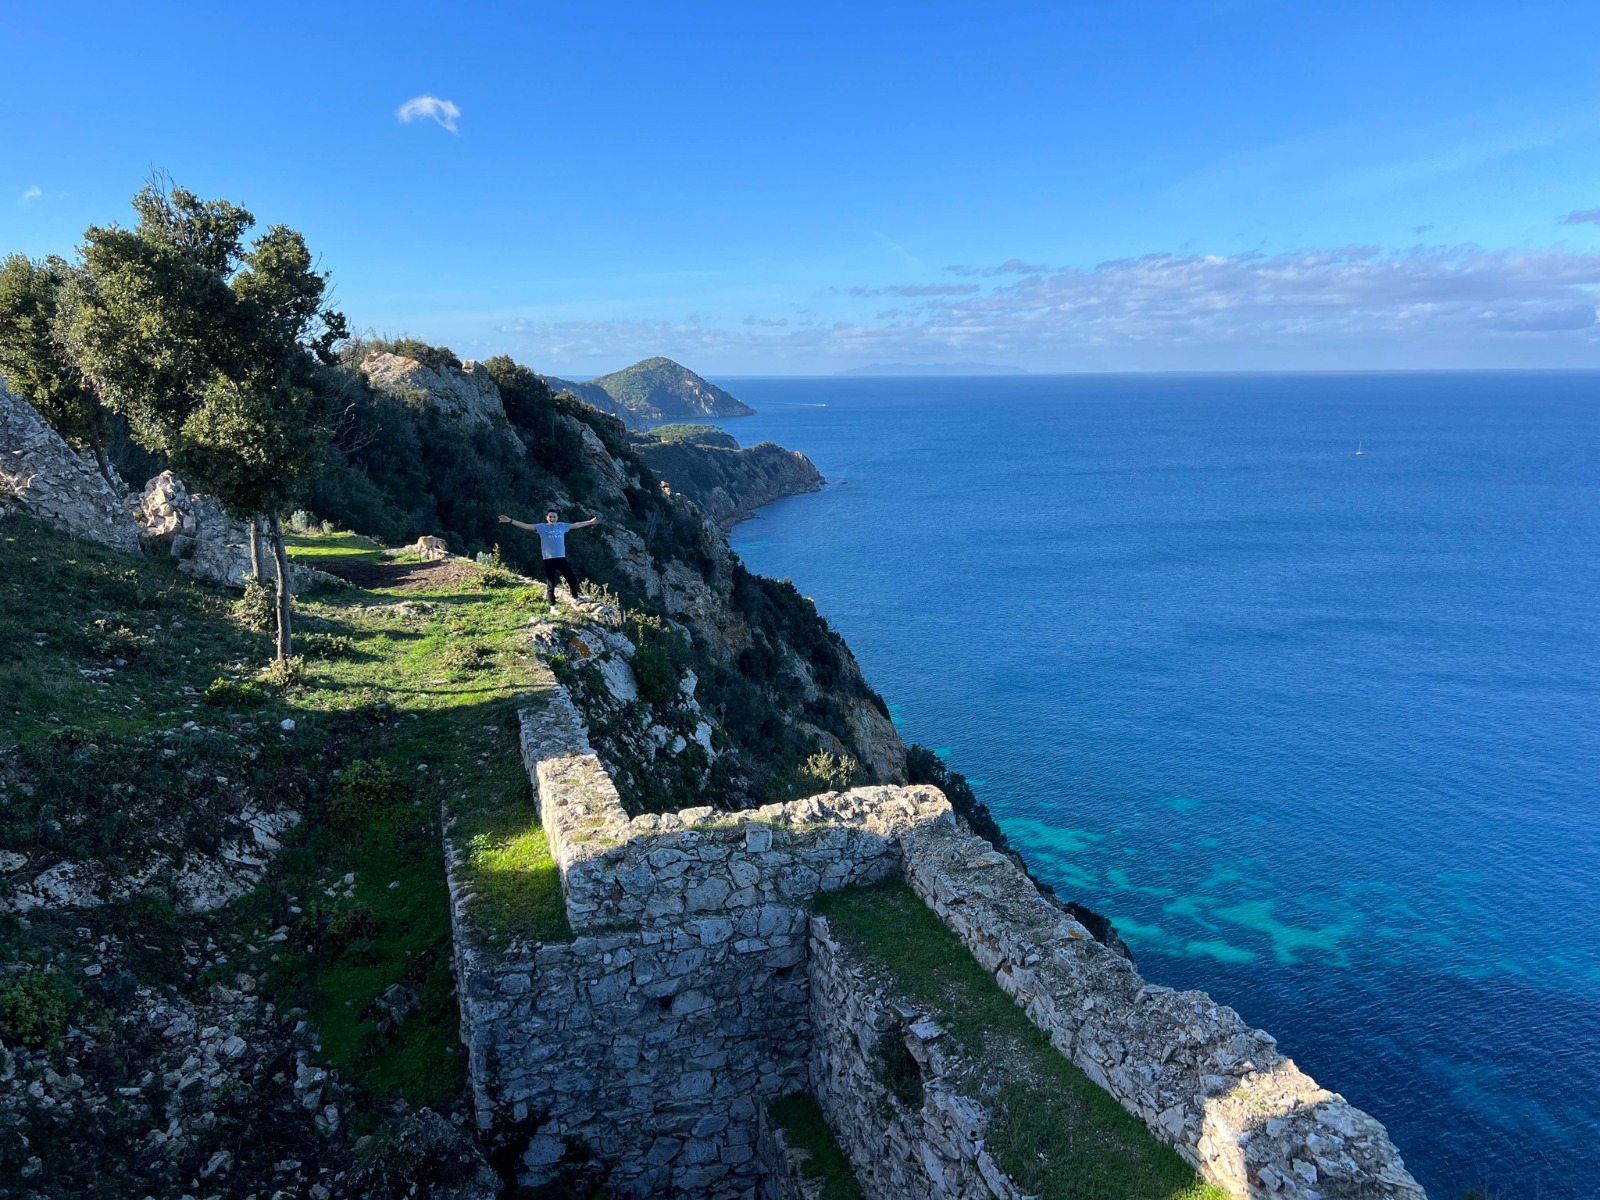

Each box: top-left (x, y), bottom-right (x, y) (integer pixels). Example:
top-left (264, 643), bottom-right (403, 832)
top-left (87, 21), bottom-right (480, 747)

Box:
top-left (1561, 209), bottom-right (1600, 225)
top-left (845, 283), bottom-right (981, 297)
top-left (18, 185), bottom-right (41, 205)
top-left (397, 95), bottom-right (461, 133)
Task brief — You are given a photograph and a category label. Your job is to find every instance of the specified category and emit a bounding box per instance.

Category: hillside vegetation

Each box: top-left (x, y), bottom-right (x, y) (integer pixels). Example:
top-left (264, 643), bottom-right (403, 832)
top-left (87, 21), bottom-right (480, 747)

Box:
top-left (541, 356), bottom-right (755, 427)
top-left (0, 514), bottom-right (566, 1196)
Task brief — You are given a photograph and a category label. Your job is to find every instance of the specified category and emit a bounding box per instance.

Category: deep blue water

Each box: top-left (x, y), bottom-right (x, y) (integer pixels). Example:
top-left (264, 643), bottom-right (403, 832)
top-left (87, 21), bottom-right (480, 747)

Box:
top-left (698, 373), bottom-right (1600, 1200)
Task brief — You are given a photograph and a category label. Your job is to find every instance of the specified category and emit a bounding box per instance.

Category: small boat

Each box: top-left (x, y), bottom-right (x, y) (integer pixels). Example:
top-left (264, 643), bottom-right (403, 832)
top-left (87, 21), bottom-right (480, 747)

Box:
top-left (1356, 441), bottom-right (1365, 456)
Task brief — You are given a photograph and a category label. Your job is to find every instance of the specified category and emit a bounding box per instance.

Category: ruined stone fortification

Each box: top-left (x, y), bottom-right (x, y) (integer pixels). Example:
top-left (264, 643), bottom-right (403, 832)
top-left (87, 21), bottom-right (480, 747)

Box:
top-left (445, 675), bottom-right (1426, 1200)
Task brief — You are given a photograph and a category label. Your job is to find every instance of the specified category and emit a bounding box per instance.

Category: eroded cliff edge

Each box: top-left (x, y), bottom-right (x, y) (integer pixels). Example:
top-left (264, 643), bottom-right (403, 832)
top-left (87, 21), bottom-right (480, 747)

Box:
top-left (631, 424), bottom-right (826, 531)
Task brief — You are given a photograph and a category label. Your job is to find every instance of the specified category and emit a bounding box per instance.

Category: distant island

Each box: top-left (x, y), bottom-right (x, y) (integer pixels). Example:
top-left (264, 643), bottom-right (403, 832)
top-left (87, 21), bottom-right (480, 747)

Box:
top-left (542, 356), bottom-right (755, 427)
top-left (836, 362), bottom-right (1028, 376)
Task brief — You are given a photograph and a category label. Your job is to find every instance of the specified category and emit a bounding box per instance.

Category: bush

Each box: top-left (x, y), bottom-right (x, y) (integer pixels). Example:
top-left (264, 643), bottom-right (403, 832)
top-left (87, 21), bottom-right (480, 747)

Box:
top-left (799, 750), bottom-right (859, 794)
top-left (287, 509), bottom-right (316, 534)
top-left (0, 970), bottom-right (77, 1049)
top-left (328, 759), bottom-right (403, 829)
top-left (232, 582), bottom-right (275, 632)
top-left (474, 545), bottom-right (517, 589)
top-left (298, 632), bottom-right (356, 660)
top-left (260, 655), bottom-right (304, 688)
top-left (203, 677), bottom-right (268, 708)
top-left (86, 618), bottom-right (143, 660)
top-left (626, 613), bottom-right (689, 707)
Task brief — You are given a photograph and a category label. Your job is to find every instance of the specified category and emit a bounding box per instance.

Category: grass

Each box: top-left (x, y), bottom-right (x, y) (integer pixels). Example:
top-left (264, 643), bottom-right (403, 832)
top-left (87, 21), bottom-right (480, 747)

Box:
top-left (0, 516), bottom-right (570, 1127)
top-left (767, 1091), bottom-right (866, 1200)
top-left (814, 879), bottom-right (1226, 1200)
top-left (282, 530), bottom-right (387, 561)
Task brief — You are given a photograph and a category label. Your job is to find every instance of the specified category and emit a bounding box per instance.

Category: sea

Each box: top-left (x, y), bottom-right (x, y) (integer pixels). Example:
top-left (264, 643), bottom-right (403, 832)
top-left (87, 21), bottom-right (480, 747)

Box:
top-left (694, 372), bottom-right (1600, 1200)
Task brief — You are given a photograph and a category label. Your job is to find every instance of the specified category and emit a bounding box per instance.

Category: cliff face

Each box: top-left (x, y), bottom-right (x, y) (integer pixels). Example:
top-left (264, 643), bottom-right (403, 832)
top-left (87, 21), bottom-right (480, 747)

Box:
top-left (631, 425), bottom-right (825, 530)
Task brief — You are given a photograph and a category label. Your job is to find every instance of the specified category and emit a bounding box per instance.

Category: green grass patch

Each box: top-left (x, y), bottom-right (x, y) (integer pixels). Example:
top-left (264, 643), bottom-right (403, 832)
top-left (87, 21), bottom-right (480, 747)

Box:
top-left (284, 530), bottom-right (386, 562)
top-left (814, 880), bottom-right (1225, 1200)
top-left (767, 1091), bottom-right (866, 1200)
top-left (0, 516), bottom-right (570, 1120)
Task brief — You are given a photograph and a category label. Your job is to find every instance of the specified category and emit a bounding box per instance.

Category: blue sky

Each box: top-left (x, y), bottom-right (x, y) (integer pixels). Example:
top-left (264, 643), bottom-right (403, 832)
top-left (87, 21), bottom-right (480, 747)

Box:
top-left (6, 1), bottom-right (1600, 374)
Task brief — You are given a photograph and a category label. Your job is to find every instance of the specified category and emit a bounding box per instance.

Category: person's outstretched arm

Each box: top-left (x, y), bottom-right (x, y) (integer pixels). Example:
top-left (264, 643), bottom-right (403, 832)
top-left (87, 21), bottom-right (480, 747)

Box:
top-left (572, 516), bottom-right (601, 529)
top-left (498, 515), bottom-right (537, 531)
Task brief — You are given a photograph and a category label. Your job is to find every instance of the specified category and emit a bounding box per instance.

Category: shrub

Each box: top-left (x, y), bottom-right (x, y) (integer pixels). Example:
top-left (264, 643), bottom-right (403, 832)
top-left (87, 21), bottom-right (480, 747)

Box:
top-left (328, 759), bottom-right (403, 829)
top-left (86, 618), bottom-right (143, 660)
top-left (298, 632), bottom-right (356, 660)
top-left (203, 677), bottom-right (268, 708)
top-left (474, 545), bottom-right (517, 589)
top-left (0, 970), bottom-right (77, 1049)
top-left (440, 639), bottom-right (492, 676)
top-left (232, 582), bottom-right (275, 632)
top-left (799, 750), bottom-right (859, 794)
top-left (286, 509), bottom-right (316, 534)
top-left (625, 613), bottom-right (689, 707)
top-left (260, 655), bottom-right (304, 688)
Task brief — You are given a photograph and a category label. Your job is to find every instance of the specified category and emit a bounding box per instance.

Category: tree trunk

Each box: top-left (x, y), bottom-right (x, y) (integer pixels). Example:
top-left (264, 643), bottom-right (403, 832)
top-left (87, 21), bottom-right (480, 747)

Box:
top-left (268, 511), bottom-right (293, 662)
top-left (87, 428), bottom-right (118, 494)
top-left (248, 516), bottom-right (263, 583)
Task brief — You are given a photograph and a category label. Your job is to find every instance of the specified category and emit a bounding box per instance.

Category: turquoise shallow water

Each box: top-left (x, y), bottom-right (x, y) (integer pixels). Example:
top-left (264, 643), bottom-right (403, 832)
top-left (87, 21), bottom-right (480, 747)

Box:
top-left (702, 373), bottom-right (1600, 1199)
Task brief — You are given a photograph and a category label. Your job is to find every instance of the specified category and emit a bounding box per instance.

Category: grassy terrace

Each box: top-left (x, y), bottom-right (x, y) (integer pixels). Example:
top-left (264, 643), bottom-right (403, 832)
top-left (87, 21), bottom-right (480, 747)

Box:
top-left (0, 518), bottom-right (568, 1124)
top-left (814, 879), bottom-right (1226, 1200)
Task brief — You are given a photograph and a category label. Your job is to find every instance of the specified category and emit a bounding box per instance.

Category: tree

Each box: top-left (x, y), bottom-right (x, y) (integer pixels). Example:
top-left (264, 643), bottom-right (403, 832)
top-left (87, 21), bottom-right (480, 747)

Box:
top-left (0, 254), bottom-right (118, 488)
top-left (63, 175), bottom-right (347, 662)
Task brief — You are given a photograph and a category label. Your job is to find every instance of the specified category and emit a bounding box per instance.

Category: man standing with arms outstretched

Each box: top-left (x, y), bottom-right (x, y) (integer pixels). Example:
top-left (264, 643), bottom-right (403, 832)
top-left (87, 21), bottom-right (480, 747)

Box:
top-left (498, 508), bottom-right (600, 608)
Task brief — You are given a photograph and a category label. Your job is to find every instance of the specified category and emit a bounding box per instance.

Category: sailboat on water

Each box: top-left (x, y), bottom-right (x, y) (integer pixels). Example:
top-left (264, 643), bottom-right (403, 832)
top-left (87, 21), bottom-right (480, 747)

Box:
top-left (1356, 441), bottom-right (1365, 456)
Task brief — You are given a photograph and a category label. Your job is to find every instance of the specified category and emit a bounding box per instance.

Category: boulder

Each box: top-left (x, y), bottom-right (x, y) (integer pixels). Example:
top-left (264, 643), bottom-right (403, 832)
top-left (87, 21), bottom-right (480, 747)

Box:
top-left (0, 383), bottom-right (141, 553)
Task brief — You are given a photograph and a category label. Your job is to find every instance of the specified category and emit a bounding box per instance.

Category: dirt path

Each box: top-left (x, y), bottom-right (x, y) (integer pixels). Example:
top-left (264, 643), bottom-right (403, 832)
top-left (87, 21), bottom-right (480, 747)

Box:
top-left (311, 555), bottom-right (487, 592)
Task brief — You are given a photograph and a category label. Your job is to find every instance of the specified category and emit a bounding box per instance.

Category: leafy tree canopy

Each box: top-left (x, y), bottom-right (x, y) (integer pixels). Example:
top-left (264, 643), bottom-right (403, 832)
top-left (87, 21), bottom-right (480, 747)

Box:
top-left (0, 253), bottom-right (110, 462)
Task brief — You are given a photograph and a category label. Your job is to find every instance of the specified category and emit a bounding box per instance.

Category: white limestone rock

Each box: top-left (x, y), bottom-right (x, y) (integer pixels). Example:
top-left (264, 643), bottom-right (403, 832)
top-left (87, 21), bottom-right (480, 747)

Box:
top-left (0, 383), bottom-right (141, 553)
top-left (131, 471), bottom-right (338, 592)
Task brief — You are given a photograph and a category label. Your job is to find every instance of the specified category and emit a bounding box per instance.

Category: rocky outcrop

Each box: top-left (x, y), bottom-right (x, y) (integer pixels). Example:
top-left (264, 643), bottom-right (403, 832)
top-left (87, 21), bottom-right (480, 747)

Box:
top-left (0, 383), bottom-right (141, 553)
top-left (131, 471), bottom-right (339, 592)
top-left (360, 352), bottom-right (514, 430)
top-left (633, 427), bottom-right (825, 530)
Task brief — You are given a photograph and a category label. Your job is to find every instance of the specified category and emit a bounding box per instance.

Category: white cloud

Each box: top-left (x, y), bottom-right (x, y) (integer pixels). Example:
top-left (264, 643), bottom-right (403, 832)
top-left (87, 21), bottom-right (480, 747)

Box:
top-left (490, 244), bottom-right (1600, 373)
top-left (18, 185), bottom-right (41, 205)
top-left (397, 95), bottom-right (461, 133)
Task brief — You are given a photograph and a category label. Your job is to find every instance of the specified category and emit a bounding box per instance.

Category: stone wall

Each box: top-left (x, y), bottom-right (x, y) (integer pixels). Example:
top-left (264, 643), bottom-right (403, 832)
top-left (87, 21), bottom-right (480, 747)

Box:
top-left (444, 686), bottom-right (951, 1198)
top-left (898, 820), bottom-right (1427, 1200)
top-left (0, 383), bottom-right (141, 553)
top-left (809, 916), bottom-right (1021, 1200)
top-left (447, 676), bottom-right (1424, 1200)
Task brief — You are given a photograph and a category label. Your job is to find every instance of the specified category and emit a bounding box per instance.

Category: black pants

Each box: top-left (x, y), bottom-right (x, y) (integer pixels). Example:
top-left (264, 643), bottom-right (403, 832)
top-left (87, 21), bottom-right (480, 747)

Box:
top-left (542, 556), bottom-right (581, 602)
